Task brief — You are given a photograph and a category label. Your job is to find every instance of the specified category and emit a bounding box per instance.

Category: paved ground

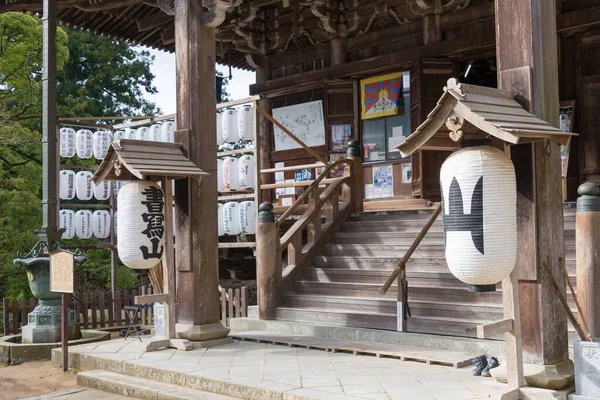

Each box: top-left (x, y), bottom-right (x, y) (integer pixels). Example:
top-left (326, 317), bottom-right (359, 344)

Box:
top-left (21, 388), bottom-right (129, 400)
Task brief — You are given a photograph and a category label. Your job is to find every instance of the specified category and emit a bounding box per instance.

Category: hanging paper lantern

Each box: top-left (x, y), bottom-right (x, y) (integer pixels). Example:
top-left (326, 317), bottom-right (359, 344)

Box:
top-left (75, 171), bottom-right (94, 201)
top-left (114, 211), bottom-right (118, 236)
top-left (217, 112), bottom-right (224, 146)
top-left (136, 127), bottom-right (150, 141)
top-left (223, 157), bottom-right (239, 190)
top-left (440, 145), bottom-right (517, 292)
top-left (92, 210), bottom-right (111, 239)
top-left (117, 181), bottom-right (166, 269)
top-left (162, 122), bottom-right (174, 143)
top-left (76, 129), bottom-right (93, 159)
top-left (218, 204), bottom-right (225, 236)
top-left (60, 170), bottom-right (76, 200)
top-left (124, 128), bottom-right (136, 140)
top-left (149, 124), bottom-right (162, 141)
top-left (223, 202), bottom-right (241, 235)
top-left (238, 155), bottom-right (255, 189)
top-left (93, 130), bottom-right (111, 159)
top-left (113, 130), bottom-right (125, 142)
top-left (217, 159), bottom-right (225, 192)
top-left (239, 201), bottom-right (256, 235)
top-left (59, 209), bottom-right (75, 240)
top-left (238, 105), bottom-right (254, 140)
top-left (60, 128), bottom-right (76, 158)
top-left (223, 108), bottom-right (240, 143)
top-left (94, 181), bottom-right (111, 201)
top-left (114, 181), bottom-right (128, 198)
top-left (75, 210), bottom-right (93, 239)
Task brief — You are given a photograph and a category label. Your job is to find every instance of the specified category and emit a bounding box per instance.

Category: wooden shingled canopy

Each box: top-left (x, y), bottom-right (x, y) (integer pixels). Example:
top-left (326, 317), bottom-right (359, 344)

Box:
top-left (396, 78), bottom-right (576, 157)
top-left (91, 139), bottom-right (208, 184)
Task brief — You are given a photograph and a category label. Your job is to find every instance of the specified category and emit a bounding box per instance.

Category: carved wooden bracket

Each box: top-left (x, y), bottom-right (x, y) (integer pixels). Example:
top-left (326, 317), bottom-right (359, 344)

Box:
top-left (407, 0), bottom-right (471, 16)
top-left (232, 7), bottom-right (281, 55)
top-left (283, 2), bottom-right (321, 51)
top-left (359, 1), bottom-right (410, 35)
top-left (201, 0), bottom-right (243, 28)
top-left (446, 115), bottom-right (465, 142)
top-left (301, 0), bottom-right (360, 39)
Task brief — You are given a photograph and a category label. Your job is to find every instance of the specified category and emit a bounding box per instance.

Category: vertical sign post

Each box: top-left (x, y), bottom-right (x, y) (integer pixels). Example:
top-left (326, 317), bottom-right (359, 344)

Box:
top-left (50, 250), bottom-right (74, 372)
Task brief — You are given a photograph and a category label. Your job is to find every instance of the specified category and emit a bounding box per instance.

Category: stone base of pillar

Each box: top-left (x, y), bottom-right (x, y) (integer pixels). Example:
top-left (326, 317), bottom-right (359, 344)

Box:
top-left (491, 360), bottom-right (574, 390)
top-left (21, 323), bottom-right (80, 344)
top-left (176, 322), bottom-right (231, 344)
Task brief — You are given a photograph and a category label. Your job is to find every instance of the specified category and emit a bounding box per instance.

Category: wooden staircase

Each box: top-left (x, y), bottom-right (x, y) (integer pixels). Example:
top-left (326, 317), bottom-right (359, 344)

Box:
top-left (275, 205), bottom-right (578, 339)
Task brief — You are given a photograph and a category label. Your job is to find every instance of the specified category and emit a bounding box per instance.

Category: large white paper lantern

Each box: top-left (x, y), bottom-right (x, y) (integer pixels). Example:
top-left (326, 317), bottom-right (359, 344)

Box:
top-left (238, 105), bottom-right (254, 140)
top-left (93, 130), bottom-right (111, 159)
top-left (238, 155), bottom-right (255, 189)
top-left (223, 157), bottom-right (239, 190)
top-left (440, 145), bottom-right (517, 292)
top-left (75, 210), bottom-right (93, 239)
top-left (92, 210), bottom-right (111, 239)
top-left (223, 202), bottom-right (240, 235)
top-left (124, 128), bottom-right (136, 140)
top-left (149, 124), bottom-right (162, 141)
top-left (218, 204), bottom-right (225, 236)
top-left (60, 170), bottom-right (76, 200)
top-left (94, 181), bottom-right (111, 201)
top-left (75, 171), bottom-right (94, 201)
top-left (223, 108), bottom-right (240, 143)
top-left (60, 128), bottom-right (76, 158)
top-left (113, 130), bottom-right (125, 141)
top-left (217, 159), bottom-right (224, 192)
top-left (162, 122), bottom-right (174, 143)
top-left (76, 129), bottom-right (93, 159)
top-left (117, 181), bottom-right (165, 269)
top-left (59, 209), bottom-right (75, 240)
top-left (217, 113), bottom-right (224, 146)
top-left (136, 127), bottom-right (150, 141)
top-left (239, 201), bottom-right (256, 235)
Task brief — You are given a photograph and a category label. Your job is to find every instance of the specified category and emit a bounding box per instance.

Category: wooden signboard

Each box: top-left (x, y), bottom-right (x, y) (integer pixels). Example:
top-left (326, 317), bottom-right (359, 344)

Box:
top-left (50, 250), bottom-right (74, 294)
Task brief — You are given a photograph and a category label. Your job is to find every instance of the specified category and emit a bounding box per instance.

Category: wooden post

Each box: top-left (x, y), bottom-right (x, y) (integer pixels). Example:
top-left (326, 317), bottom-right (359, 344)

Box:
top-left (256, 203), bottom-right (280, 320)
top-left (257, 67), bottom-right (273, 203)
top-left (331, 38), bottom-right (347, 66)
top-left (346, 140), bottom-right (363, 212)
top-left (576, 182), bottom-right (600, 337)
top-left (61, 292), bottom-right (68, 372)
top-left (173, 0), bottom-right (230, 343)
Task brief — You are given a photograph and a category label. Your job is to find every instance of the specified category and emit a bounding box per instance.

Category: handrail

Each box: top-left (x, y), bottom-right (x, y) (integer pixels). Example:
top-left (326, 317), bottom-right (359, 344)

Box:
top-left (261, 162), bottom-right (326, 174)
top-left (379, 203), bottom-right (442, 295)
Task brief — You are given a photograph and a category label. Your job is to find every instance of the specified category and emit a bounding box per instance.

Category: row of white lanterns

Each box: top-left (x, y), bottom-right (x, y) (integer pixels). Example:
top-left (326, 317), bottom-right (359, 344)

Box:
top-left (113, 121), bottom-right (175, 143)
top-left (60, 170), bottom-right (110, 201)
top-left (59, 209), bottom-right (111, 240)
top-left (218, 201), bottom-right (256, 236)
top-left (218, 105), bottom-right (254, 144)
top-left (218, 155), bottom-right (255, 191)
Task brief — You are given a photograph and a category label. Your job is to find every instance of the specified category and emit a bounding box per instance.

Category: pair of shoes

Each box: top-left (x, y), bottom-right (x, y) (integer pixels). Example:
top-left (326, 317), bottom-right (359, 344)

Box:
top-left (481, 357), bottom-right (500, 377)
top-left (471, 356), bottom-right (487, 376)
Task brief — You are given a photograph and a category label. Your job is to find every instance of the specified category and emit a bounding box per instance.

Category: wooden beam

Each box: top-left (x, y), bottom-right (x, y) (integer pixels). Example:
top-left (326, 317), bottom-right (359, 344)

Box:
top-left (477, 318), bottom-right (514, 339)
top-left (557, 6), bottom-right (600, 34)
top-left (134, 293), bottom-right (168, 304)
top-left (137, 13), bottom-right (173, 32)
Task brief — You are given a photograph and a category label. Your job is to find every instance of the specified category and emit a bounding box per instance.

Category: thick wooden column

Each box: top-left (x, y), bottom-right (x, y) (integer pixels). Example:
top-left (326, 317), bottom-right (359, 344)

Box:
top-left (256, 66), bottom-right (273, 203)
top-left (496, 0), bottom-right (571, 379)
top-left (173, 0), bottom-right (230, 343)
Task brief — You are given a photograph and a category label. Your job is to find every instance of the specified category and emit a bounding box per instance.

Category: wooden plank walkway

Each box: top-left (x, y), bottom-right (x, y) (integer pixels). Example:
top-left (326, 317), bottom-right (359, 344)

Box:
top-left (230, 331), bottom-right (478, 368)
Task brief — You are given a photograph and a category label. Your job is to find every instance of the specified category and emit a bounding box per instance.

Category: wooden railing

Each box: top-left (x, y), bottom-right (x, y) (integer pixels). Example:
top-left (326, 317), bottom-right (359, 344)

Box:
top-left (256, 141), bottom-right (363, 319)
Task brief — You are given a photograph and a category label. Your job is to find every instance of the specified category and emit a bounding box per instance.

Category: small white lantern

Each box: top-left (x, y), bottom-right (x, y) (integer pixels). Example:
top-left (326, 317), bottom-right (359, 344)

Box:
top-left (238, 105), bottom-right (254, 140)
top-left (75, 129), bottom-right (93, 159)
top-left (440, 145), bottom-right (517, 292)
top-left (223, 108), bottom-right (240, 143)
top-left (93, 130), bottom-right (111, 159)
top-left (92, 210), bottom-right (111, 239)
top-left (124, 128), bottom-right (136, 140)
top-left (136, 127), bottom-right (150, 141)
top-left (59, 209), bottom-right (75, 240)
top-left (60, 128), bottom-right (76, 158)
top-left (94, 181), bottom-right (111, 201)
top-left (60, 170), bottom-right (76, 200)
top-left (239, 201), bottom-right (256, 235)
top-left (238, 155), bottom-right (255, 189)
top-left (114, 211), bottom-right (118, 236)
top-left (149, 124), bottom-right (162, 141)
top-left (117, 181), bottom-right (165, 269)
top-left (217, 159), bottom-right (225, 192)
top-left (223, 157), bottom-right (239, 190)
top-left (114, 181), bottom-right (128, 198)
top-left (223, 202), bottom-right (240, 235)
top-left (218, 204), bottom-right (225, 236)
top-left (162, 121), bottom-right (174, 143)
top-left (217, 113), bottom-right (224, 146)
top-left (75, 171), bottom-right (94, 201)
top-left (113, 130), bottom-right (125, 141)
top-left (75, 210), bottom-right (93, 239)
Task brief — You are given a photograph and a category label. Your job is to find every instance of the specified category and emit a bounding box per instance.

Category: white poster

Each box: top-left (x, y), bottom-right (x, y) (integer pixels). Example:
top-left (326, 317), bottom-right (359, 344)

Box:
top-left (373, 165), bottom-right (394, 198)
top-left (402, 163), bottom-right (412, 184)
top-left (273, 101), bottom-right (326, 151)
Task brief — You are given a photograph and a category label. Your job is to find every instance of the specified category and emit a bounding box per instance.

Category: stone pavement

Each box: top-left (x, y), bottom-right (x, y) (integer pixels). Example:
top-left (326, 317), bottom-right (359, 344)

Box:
top-left (21, 388), bottom-right (129, 400)
top-left (54, 337), bottom-right (570, 400)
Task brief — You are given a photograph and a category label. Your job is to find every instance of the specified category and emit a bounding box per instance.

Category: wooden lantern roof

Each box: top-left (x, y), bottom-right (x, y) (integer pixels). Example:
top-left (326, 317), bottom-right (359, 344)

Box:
top-left (396, 78), bottom-right (576, 157)
top-left (91, 139), bottom-right (208, 183)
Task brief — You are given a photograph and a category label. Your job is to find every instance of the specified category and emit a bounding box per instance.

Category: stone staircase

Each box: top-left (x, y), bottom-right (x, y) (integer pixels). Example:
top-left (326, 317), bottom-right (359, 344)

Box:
top-left (275, 204), bottom-right (578, 339)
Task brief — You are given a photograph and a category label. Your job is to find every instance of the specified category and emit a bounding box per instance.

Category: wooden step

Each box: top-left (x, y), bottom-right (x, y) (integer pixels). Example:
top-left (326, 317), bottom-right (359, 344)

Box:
top-left (332, 232), bottom-right (444, 245)
top-left (303, 268), bottom-right (464, 287)
top-left (349, 212), bottom-right (437, 222)
top-left (314, 256), bottom-right (448, 269)
top-left (323, 243), bottom-right (445, 258)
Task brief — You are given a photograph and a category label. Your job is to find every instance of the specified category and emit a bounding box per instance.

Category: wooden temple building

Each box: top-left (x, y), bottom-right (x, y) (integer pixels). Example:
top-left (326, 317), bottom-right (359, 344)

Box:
top-left (5, 0), bottom-right (600, 390)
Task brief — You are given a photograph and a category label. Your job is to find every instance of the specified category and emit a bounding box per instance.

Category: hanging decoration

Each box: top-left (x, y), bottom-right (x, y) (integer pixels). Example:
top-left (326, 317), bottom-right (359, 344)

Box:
top-left (223, 202), bottom-right (241, 235)
top-left (149, 124), bottom-right (162, 142)
top-left (93, 130), bottom-right (111, 159)
top-left (75, 171), bottom-right (94, 201)
top-left (162, 122), bottom-right (174, 143)
top-left (117, 181), bottom-right (166, 269)
top-left (124, 128), bottom-right (136, 140)
top-left (217, 112), bottom-right (224, 146)
top-left (239, 201), bottom-right (256, 235)
top-left (440, 145), bottom-right (517, 292)
top-left (75, 129), bottom-right (94, 159)
top-left (113, 130), bottom-right (125, 141)
top-left (60, 128), bottom-right (76, 158)
top-left (59, 209), bottom-right (75, 240)
top-left (136, 127), bottom-right (150, 141)
top-left (94, 181), bottom-right (111, 201)
top-left (92, 210), bottom-right (111, 239)
top-left (60, 170), bottom-right (76, 200)
top-left (238, 155), bottom-right (255, 189)
top-left (223, 108), bottom-right (240, 142)
top-left (360, 72), bottom-right (404, 120)
top-left (238, 105), bottom-right (254, 140)
top-left (114, 211), bottom-right (118, 236)
top-left (217, 159), bottom-right (225, 192)
top-left (75, 210), bottom-right (93, 239)
top-left (218, 204), bottom-right (225, 236)
top-left (223, 157), bottom-right (239, 189)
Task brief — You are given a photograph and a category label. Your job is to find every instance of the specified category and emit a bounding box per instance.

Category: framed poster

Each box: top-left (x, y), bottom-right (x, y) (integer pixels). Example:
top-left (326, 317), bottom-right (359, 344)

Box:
top-left (373, 165), bottom-right (394, 198)
top-left (559, 100), bottom-right (575, 178)
top-left (361, 72), bottom-right (403, 120)
top-left (331, 124), bottom-right (352, 153)
top-left (273, 101), bottom-right (326, 151)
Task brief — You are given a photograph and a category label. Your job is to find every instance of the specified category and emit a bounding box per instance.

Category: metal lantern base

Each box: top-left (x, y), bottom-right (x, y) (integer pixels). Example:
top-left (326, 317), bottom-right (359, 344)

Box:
top-left (468, 284), bottom-right (496, 292)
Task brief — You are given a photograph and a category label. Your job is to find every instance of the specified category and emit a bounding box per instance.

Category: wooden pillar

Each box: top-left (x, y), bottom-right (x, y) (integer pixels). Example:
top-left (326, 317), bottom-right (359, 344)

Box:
top-left (422, 13), bottom-right (441, 45)
top-left (256, 66), bottom-right (273, 203)
top-left (173, 0), bottom-right (230, 343)
top-left (576, 182), bottom-right (600, 337)
top-left (496, 0), bottom-right (571, 379)
top-left (346, 140), bottom-right (363, 212)
top-left (331, 38), bottom-right (347, 66)
top-left (256, 203), bottom-right (280, 320)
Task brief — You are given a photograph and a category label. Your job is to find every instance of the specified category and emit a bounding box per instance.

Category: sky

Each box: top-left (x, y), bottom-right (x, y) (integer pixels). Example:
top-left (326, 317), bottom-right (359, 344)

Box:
top-left (144, 49), bottom-right (256, 115)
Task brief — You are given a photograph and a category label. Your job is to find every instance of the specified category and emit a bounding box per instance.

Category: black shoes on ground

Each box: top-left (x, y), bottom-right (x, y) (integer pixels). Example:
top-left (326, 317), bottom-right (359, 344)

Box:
top-left (482, 357), bottom-right (499, 377)
top-left (471, 356), bottom-right (499, 377)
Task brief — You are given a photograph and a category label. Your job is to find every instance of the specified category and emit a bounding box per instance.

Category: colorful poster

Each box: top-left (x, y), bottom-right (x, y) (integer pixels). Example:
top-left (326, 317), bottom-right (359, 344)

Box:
top-left (331, 124), bottom-right (352, 152)
top-left (295, 168), bottom-right (312, 181)
top-left (361, 72), bottom-right (403, 120)
top-left (372, 165), bottom-right (394, 198)
top-left (329, 153), bottom-right (346, 178)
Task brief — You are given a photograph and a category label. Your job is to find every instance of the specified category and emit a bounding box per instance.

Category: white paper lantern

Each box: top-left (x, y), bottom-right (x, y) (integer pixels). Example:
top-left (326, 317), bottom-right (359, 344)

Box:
top-left (75, 210), bottom-right (93, 239)
top-left (238, 155), bottom-right (255, 189)
top-left (75, 171), bottom-right (94, 201)
top-left (94, 181), bottom-right (111, 201)
top-left (162, 121), bottom-right (174, 143)
top-left (124, 128), bottom-right (136, 140)
top-left (238, 105), bottom-right (254, 140)
top-left (93, 130), bottom-right (111, 159)
top-left (113, 130), bottom-right (125, 142)
top-left (59, 209), bottom-right (75, 240)
top-left (149, 124), bottom-right (162, 141)
top-left (114, 181), bottom-right (128, 198)
top-left (117, 181), bottom-right (166, 269)
top-left (217, 159), bottom-right (225, 192)
top-left (114, 211), bottom-right (118, 236)
top-left (60, 128), bottom-right (76, 158)
top-left (223, 108), bottom-right (240, 143)
top-left (136, 127), bottom-right (150, 141)
top-left (92, 210), bottom-right (111, 239)
top-left (218, 204), bottom-right (225, 236)
top-left (223, 202), bottom-right (240, 235)
top-left (239, 201), bottom-right (256, 235)
top-left (223, 157), bottom-right (239, 190)
top-left (60, 170), bottom-right (76, 200)
top-left (217, 112), bottom-right (224, 146)
top-left (76, 129), bottom-right (93, 159)
top-left (440, 145), bottom-right (517, 291)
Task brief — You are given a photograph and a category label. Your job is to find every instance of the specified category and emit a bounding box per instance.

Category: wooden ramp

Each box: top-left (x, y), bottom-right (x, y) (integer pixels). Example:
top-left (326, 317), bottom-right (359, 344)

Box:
top-left (231, 331), bottom-right (478, 368)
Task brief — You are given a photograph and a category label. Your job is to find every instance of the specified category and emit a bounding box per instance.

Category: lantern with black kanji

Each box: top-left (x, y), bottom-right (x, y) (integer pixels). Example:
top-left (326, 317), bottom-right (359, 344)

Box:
top-left (117, 181), bottom-right (165, 269)
top-left (440, 145), bottom-right (517, 292)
